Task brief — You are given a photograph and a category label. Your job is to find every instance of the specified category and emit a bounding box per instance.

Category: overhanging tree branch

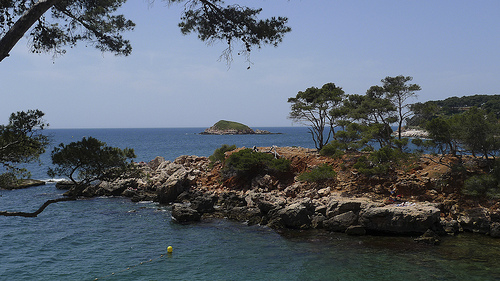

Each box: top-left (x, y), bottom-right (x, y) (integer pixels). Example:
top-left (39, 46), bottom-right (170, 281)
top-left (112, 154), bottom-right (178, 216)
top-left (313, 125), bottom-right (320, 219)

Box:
top-left (0, 197), bottom-right (76, 217)
top-left (0, 0), bottom-right (61, 62)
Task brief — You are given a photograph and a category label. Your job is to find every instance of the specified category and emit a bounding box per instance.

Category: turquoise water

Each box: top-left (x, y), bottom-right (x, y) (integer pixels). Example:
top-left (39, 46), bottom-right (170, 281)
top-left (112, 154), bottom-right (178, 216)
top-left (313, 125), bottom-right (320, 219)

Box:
top-left (1, 128), bottom-right (500, 280)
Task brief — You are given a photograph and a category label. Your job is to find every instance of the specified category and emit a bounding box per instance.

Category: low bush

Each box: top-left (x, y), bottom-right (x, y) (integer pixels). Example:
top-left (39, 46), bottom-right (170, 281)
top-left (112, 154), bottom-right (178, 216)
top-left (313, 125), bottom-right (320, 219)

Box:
top-left (297, 163), bottom-right (337, 182)
top-left (320, 140), bottom-right (345, 158)
top-left (222, 148), bottom-right (290, 179)
top-left (462, 159), bottom-right (500, 199)
top-left (353, 146), bottom-right (409, 176)
top-left (0, 172), bottom-right (16, 188)
top-left (462, 174), bottom-right (500, 198)
top-left (209, 144), bottom-right (237, 164)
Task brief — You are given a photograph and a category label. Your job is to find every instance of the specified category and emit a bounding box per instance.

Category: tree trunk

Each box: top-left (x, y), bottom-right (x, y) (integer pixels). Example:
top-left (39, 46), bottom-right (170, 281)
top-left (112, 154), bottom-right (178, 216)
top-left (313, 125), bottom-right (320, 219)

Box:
top-left (0, 0), bottom-right (61, 62)
top-left (0, 197), bottom-right (76, 217)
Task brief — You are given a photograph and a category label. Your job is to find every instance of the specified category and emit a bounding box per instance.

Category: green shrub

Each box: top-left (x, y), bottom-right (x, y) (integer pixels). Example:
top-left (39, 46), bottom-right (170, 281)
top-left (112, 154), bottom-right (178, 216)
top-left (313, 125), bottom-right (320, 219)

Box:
top-left (222, 148), bottom-right (290, 179)
top-left (0, 172), bottom-right (17, 188)
top-left (353, 146), bottom-right (408, 175)
top-left (298, 164), bottom-right (337, 182)
top-left (462, 172), bottom-right (500, 199)
top-left (209, 144), bottom-right (237, 164)
top-left (462, 158), bottom-right (500, 198)
top-left (353, 155), bottom-right (390, 175)
top-left (320, 140), bottom-right (345, 158)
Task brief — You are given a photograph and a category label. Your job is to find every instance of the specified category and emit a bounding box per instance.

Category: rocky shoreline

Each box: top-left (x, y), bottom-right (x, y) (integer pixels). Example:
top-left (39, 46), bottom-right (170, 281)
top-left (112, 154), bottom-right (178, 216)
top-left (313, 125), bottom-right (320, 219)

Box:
top-left (70, 147), bottom-right (500, 241)
top-left (2, 179), bottom-right (45, 190)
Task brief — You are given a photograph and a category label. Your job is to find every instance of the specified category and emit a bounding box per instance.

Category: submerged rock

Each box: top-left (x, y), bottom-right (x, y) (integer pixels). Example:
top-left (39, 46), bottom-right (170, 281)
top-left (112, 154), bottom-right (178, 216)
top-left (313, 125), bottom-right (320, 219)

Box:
top-left (414, 229), bottom-right (441, 245)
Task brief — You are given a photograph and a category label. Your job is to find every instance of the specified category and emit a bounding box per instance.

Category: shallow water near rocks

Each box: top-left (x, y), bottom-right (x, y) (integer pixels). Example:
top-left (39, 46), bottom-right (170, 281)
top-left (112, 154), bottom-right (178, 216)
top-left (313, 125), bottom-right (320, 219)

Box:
top-left (1, 128), bottom-right (500, 280)
top-left (1, 191), bottom-right (499, 281)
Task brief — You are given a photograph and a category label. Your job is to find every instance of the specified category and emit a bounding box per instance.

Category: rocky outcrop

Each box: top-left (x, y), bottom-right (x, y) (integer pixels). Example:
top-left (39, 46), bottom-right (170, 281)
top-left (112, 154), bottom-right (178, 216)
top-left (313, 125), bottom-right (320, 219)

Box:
top-left (171, 189), bottom-right (442, 235)
top-left (83, 147), bottom-right (500, 238)
top-left (171, 203), bottom-right (201, 223)
top-left (358, 203), bottom-right (441, 234)
top-left (2, 179), bottom-right (45, 190)
top-left (87, 155), bottom-right (210, 203)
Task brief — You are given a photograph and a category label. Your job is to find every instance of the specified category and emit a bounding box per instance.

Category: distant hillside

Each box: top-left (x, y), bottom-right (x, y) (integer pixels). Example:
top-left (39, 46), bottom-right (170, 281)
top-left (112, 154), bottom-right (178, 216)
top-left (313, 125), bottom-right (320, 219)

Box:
top-left (408, 94), bottom-right (500, 126)
top-left (433, 94), bottom-right (500, 116)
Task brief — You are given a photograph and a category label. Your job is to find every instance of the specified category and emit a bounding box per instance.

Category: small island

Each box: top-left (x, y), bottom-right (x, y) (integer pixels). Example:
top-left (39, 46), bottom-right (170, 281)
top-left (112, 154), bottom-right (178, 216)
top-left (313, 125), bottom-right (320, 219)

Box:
top-left (200, 120), bottom-right (275, 135)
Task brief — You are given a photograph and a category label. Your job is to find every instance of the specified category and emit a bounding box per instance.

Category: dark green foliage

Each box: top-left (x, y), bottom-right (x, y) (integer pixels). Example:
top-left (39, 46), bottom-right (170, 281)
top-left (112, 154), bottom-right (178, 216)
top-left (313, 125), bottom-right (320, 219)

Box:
top-left (288, 83), bottom-right (345, 150)
top-left (209, 144), bottom-right (237, 163)
top-left (454, 107), bottom-right (499, 158)
top-left (319, 141), bottom-right (342, 158)
top-left (297, 163), bottom-right (337, 183)
top-left (462, 175), bottom-right (500, 199)
top-left (343, 91), bottom-right (396, 148)
top-left (353, 146), bottom-right (408, 176)
top-left (1, 0), bottom-right (290, 63)
top-left (0, 172), bottom-right (16, 189)
top-left (393, 138), bottom-right (410, 153)
top-left (376, 75), bottom-right (421, 141)
top-left (424, 116), bottom-right (459, 155)
top-left (435, 94), bottom-right (500, 117)
top-left (463, 159), bottom-right (500, 199)
top-left (334, 121), bottom-right (368, 151)
top-left (319, 140), bottom-right (345, 158)
top-left (408, 94), bottom-right (500, 125)
top-left (48, 137), bottom-right (137, 189)
top-left (1, 0), bottom-right (135, 60)
top-left (178, 1), bottom-right (291, 61)
top-left (0, 110), bottom-right (49, 180)
top-left (424, 107), bottom-right (500, 158)
top-left (222, 148), bottom-right (290, 179)
top-left (408, 101), bottom-right (440, 126)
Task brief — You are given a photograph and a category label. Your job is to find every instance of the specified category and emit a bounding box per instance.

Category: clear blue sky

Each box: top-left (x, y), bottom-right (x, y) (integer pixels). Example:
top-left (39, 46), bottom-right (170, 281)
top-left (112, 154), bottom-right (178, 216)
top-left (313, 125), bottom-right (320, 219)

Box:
top-left (1, 0), bottom-right (499, 128)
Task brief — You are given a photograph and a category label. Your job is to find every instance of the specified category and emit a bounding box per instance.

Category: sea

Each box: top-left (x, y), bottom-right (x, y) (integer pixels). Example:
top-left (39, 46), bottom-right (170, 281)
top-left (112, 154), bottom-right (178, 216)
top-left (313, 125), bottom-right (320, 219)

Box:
top-left (1, 127), bottom-right (500, 281)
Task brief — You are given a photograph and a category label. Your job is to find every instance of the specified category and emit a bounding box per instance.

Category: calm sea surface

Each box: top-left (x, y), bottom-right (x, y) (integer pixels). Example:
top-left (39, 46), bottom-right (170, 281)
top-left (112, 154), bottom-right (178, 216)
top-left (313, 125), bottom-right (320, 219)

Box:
top-left (1, 127), bottom-right (499, 281)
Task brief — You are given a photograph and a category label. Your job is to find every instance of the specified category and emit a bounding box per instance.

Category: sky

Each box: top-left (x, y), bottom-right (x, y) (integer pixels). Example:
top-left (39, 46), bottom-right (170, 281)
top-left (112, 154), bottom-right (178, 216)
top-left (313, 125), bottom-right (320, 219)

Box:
top-left (1, 0), bottom-right (500, 129)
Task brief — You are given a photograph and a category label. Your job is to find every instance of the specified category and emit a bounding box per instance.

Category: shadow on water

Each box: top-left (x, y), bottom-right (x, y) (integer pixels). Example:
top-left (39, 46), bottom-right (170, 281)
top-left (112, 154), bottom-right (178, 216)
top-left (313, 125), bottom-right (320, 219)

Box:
top-left (275, 228), bottom-right (500, 281)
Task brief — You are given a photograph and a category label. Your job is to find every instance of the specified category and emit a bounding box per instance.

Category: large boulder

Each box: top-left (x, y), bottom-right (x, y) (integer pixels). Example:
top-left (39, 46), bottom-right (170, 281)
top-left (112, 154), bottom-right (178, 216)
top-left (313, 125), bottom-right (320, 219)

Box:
top-left (345, 225), bottom-right (366, 236)
top-left (225, 206), bottom-right (262, 225)
top-left (190, 193), bottom-right (218, 213)
top-left (98, 178), bottom-right (138, 196)
top-left (358, 203), bottom-right (441, 234)
top-left (148, 156), bottom-right (166, 170)
top-left (325, 197), bottom-right (380, 218)
top-left (323, 211), bottom-right (358, 232)
top-left (274, 201), bottom-right (313, 229)
top-left (171, 203), bottom-right (201, 223)
top-left (457, 207), bottom-right (491, 234)
top-left (490, 222), bottom-right (500, 238)
top-left (244, 191), bottom-right (286, 215)
top-left (157, 168), bottom-right (193, 204)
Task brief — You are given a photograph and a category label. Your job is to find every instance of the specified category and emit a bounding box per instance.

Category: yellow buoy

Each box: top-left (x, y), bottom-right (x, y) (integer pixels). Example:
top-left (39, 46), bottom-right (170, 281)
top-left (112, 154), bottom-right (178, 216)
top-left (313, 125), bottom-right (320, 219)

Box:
top-left (167, 246), bottom-right (173, 253)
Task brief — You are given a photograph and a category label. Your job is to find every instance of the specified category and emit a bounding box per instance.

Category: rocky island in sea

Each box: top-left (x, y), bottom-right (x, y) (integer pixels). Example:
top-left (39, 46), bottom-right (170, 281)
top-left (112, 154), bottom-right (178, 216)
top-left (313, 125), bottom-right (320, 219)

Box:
top-left (200, 120), bottom-right (274, 135)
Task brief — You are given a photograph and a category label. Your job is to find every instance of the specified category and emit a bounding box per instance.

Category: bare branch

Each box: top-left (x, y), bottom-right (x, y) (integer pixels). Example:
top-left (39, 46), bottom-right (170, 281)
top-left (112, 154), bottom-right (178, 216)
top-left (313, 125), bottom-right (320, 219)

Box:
top-left (0, 197), bottom-right (76, 217)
